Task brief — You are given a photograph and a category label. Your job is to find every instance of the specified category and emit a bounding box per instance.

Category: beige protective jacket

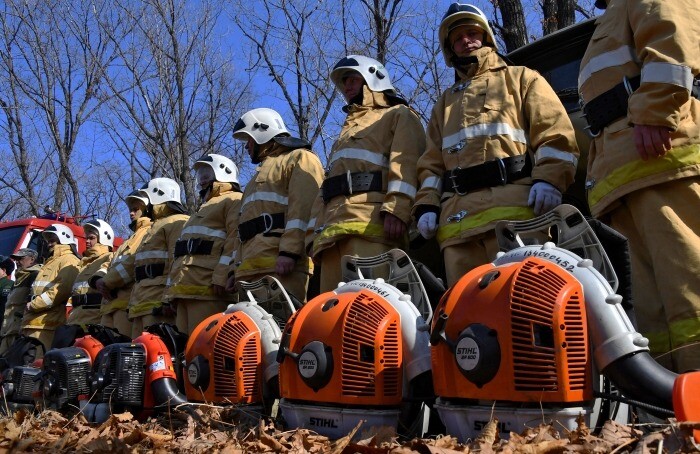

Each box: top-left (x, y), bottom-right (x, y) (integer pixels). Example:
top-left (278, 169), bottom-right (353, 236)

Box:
top-left (66, 244), bottom-right (113, 325)
top-left (308, 88), bottom-right (425, 256)
top-left (121, 205), bottom-right (189, 318)
top-left (232, 142), bottom-right (324, 279)
top-left (579, 0), bottom-right (700, 217)
top-left (0, 264), bottom-right (41, 337)
top-left (22, 245), bottom-right (80, 330)
top-left (96, 217), bottom-right (152, 315)
top-left (165, 182), bottom-right (242, 300)
top-left (414, 47), bottom-right (579, 248)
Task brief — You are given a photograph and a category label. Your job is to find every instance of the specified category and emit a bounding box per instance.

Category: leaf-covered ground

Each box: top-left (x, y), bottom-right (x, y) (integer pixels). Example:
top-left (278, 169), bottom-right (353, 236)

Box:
top-left (0, 407), bottom-right (698, 453)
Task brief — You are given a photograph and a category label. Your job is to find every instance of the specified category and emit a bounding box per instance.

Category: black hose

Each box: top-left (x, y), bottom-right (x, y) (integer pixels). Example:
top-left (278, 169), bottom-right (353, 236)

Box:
top-left (152, 377), bottom-right (188, 409)
top-left (602, 351), bottom-right (677, 416)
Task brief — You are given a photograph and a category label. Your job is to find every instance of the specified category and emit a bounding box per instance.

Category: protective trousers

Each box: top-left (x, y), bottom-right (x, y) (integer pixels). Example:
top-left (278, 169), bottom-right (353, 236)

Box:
top-left (0, 308), bottom-right (23, 355)
top-left (239, 271), bottom-right (309, 306)
top-left (443, 232), bottom-right (500, 287)
top-left (66, 307), bottom-right (102, 327)
top-left (20, 328), bottom-right (55, 360)
top-left (129, 313), bottom-right (175, 340)
top-left (318, 237), bottom-right (393, 293)
top-left (174, 298), bottom-right (231, 335)
top-left (607, 177), bottom-right (700, 373)
top-left (100, 310), bottom-right (132, 340)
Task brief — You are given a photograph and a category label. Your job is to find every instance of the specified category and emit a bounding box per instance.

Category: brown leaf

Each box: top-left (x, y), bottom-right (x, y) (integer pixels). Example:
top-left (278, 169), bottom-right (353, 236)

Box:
top-left (331, 420), bottom-right (364, 454)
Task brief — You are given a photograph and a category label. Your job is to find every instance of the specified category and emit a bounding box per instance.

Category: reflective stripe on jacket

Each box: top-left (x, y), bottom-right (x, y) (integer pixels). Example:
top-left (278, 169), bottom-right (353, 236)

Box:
top-left (165, 182), bottom-right (242, 299)
top-left (98, 216), bottom-right (152, 314)
top-left (578, 0), bottom-right (700, 216)
top-left (22, 245), bottom-right (80, 330)
top-left (66, 244), bottom-right (113, 324)
top-left (414, 47), bottom-right (578, 248)
top-left (233, 143), bottom-right (324, 279)
top-left (308, 88), bottom-right (425, 256)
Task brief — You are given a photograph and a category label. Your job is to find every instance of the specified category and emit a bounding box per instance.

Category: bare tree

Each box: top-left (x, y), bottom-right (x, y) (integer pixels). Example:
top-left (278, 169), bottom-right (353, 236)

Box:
top-left (0, 0), bottom-right (118, 218)
top-left (96, 0), bottom-right (248, 212)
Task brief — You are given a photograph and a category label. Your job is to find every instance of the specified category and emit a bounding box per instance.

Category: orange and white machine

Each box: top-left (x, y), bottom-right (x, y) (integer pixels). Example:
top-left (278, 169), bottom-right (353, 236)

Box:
top-left (277, 250), bottom-right (434, 439)
top-left (431, 205), bottom-right (700, 442)
top-left (184, 276), bottom-right (297, 415)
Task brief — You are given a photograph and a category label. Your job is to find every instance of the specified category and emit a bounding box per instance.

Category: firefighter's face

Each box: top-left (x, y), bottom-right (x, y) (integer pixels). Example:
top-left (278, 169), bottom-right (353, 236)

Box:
top-left (450, 25), bottom-right (484, 56)
top-left (245, 137), bottom-right (255, 160)
top-left (196, 165), bottom-right (215, 191)
top-left (44, 233), bottom-right (59, 250)
top-left (342, 73), bottom-right (365, 102)
top-left (127, 201), bottom-right (145, 221)
top-left (85, 229), bottom-right (99, 249)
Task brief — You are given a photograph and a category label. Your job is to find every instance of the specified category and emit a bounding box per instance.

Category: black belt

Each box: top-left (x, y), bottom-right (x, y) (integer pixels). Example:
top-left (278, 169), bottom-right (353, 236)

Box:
top-left (583, 75), bottom-right (640, 135)
top-left (174, 239), bottom-right (214, 257)
top-left (321, 171), bottom-right (383, 204)
top-left (442, 154), bottom-right (532, 195)
top-left (71, 293), bottom-right (102, 309)
top-left (238, 213), bottom-right (285, 242)
top-left (135, 263), bottom-right (166, 282)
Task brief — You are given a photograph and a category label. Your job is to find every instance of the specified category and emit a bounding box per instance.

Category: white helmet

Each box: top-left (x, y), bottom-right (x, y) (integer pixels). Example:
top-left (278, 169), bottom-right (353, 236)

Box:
top-left (439, 3), bottom-right (497, 67)
top-left (42, 223), bottom-right (76, 245)
top-left (83, 218), bottom-right (115, 247)
top-left (233, 108), bottom-right (289, 145)
top-left (125, 189), bottom-right (149, 207)
top-left (193, 154), bottom-right (239, 185)
top-left (330, 55), bottom-right (396, 94)
top-left (140, 177), bottom-right (182, 205)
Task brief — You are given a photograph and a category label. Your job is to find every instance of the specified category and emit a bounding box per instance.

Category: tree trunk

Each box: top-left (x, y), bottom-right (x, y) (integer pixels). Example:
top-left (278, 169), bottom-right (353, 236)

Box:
top-left (557, 0), bottom-right (576, 29)
top-left (496, 0), bottom-right (528, 52)
top-left (543, 0), bottom-right (558, 35)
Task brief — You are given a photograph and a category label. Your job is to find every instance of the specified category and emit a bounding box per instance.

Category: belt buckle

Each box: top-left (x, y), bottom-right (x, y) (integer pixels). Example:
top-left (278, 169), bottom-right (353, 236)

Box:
top-left (186, 238), bottom-right (196, 254)
top-left (447, 210), bottom-right (467, 223)
top-left (346, 170), bottom-right (353, 195)
top-left (261, 212), bottom-right (274, 233)
top-left (144, 264), bottom-right (154, 279)
top-left (449, 167), bottom-right (468, 196)
top-left (496, 158), bottom-right (507, 185)
top-left (622, 76), bottom-right (634, 96)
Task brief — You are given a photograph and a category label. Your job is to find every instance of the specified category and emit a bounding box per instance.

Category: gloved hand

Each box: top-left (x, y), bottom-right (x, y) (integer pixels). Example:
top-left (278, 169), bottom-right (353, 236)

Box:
top-left (528, 181), bottom-right (562, 215)
top-left (417, 212), bottom-right (438, 239)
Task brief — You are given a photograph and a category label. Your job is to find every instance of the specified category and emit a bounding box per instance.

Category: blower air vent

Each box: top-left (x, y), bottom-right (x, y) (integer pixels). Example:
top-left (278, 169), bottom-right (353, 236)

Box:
top-left (96, 344), bottom-right (146, 406)
top-left (510, 260), bottom-right (586, 392)
top-left (341, 292), bottom-right (400, 397)
top-left (213, 314), bottom-right (260, 400)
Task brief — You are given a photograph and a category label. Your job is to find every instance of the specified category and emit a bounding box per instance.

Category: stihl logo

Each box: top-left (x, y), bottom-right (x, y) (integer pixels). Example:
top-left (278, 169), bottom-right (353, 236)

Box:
top-left (299, 359), bottom-right (316, 369)
top-left (310, 417), bottom-right (338, 428)
top-left (456, 347), bottom-right (477, 359)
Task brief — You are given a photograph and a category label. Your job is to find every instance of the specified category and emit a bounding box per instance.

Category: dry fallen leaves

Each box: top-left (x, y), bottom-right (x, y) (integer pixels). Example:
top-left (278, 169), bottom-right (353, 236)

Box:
top-left (0, 408), bottom-right (697, 453)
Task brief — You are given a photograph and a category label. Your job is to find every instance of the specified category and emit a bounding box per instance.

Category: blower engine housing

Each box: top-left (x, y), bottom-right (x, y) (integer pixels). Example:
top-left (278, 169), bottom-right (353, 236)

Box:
top-left (38, 347), bottom-right (92, 410)
top-left (1, 366), bottom-right (41, 411)
top-left (278, 275), bottom-right (432, 439)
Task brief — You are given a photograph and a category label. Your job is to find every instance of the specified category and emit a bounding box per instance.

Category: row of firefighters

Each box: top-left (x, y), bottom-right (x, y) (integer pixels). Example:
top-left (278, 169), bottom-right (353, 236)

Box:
top-left (2, 0), bottom-right (700, 377)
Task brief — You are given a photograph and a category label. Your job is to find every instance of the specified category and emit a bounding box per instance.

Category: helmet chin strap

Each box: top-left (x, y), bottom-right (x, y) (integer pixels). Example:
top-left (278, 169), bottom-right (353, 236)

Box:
top-left (451, 55), bottom-right (479, 73)
top-left (198, 183), bottom-right (212, 201)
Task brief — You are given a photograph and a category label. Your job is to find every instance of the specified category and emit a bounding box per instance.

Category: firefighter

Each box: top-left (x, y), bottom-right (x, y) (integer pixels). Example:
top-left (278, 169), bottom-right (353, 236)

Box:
top-left (226, 108), bottom-right (324, 303)
top-left (94, 191), bottom-right (152, 337)
top-left (579, 0), bottom-right (700, 372)
top-left (307, 55), bottom-right (425, 293)
top-left (95, 178), bottom-right (189, 339)
top-left (20, 224), bottom-right (80, 357)
top-left (165, 154), bottom-right (242, 334)
top-left (65, 219), bottom-right (115, 327)
top-left (0, 258), bottom-right (13, 325)
top-left (0, 249), bottom-right (40, 354)
top-left (413, 4), bottom-right (579, 286)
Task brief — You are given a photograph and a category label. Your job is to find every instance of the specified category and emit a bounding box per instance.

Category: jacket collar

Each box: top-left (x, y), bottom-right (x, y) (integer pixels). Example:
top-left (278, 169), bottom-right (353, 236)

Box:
top-left (455, 47), bottom-right (505, 80)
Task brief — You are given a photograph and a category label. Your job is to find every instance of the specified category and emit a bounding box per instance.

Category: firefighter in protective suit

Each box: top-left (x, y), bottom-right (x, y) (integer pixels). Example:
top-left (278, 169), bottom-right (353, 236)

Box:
top-left (413, 4), bottom-right (579, 286)
top-left (66, 219), bottom-right (115, 327)
top-left (96, 178), bottom-right (189, 339)
top-left (94, 190), bottom-right (152, 337)
top-left (165, 154), bottom-right (242, 334)
top-left (579, 0), bottom-right (700, 372)
top-left (20, 224), bottom-right (80, 357)
top-left (226, 108), bottom-right (324, 303)
top-left (307, 55), bottom-right (425, 293)
top-left (0, 249), bottom-right (40, 354)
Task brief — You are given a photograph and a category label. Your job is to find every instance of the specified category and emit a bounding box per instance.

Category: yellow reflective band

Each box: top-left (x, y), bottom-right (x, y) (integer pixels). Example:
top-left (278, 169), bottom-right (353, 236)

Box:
top-left (100, 298), bottom-right (129, 314)
top-left (588, 144), bottom-right (700, 208)
top-left (437, 207), bottom-right (535, 243)
top-left (237, 256), bottom-right (314, 273)
top-left (315, 222), bottom-right (386, 244)
top-left (128, 300), bottom-right (163, 317)
top-left (169, 284), bottom-right (214, 296)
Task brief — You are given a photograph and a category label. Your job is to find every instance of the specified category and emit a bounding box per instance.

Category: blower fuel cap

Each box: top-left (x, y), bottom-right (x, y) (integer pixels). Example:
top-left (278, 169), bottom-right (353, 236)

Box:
top-left (297, 341), bottom-right (333, 391)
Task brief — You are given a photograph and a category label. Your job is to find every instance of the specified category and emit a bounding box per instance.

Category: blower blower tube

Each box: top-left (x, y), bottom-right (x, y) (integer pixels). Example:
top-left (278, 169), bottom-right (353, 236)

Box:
top-left (602, 351), bottom-right (677, 414)
top-left (152, 376), bottom-right (188, 409)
